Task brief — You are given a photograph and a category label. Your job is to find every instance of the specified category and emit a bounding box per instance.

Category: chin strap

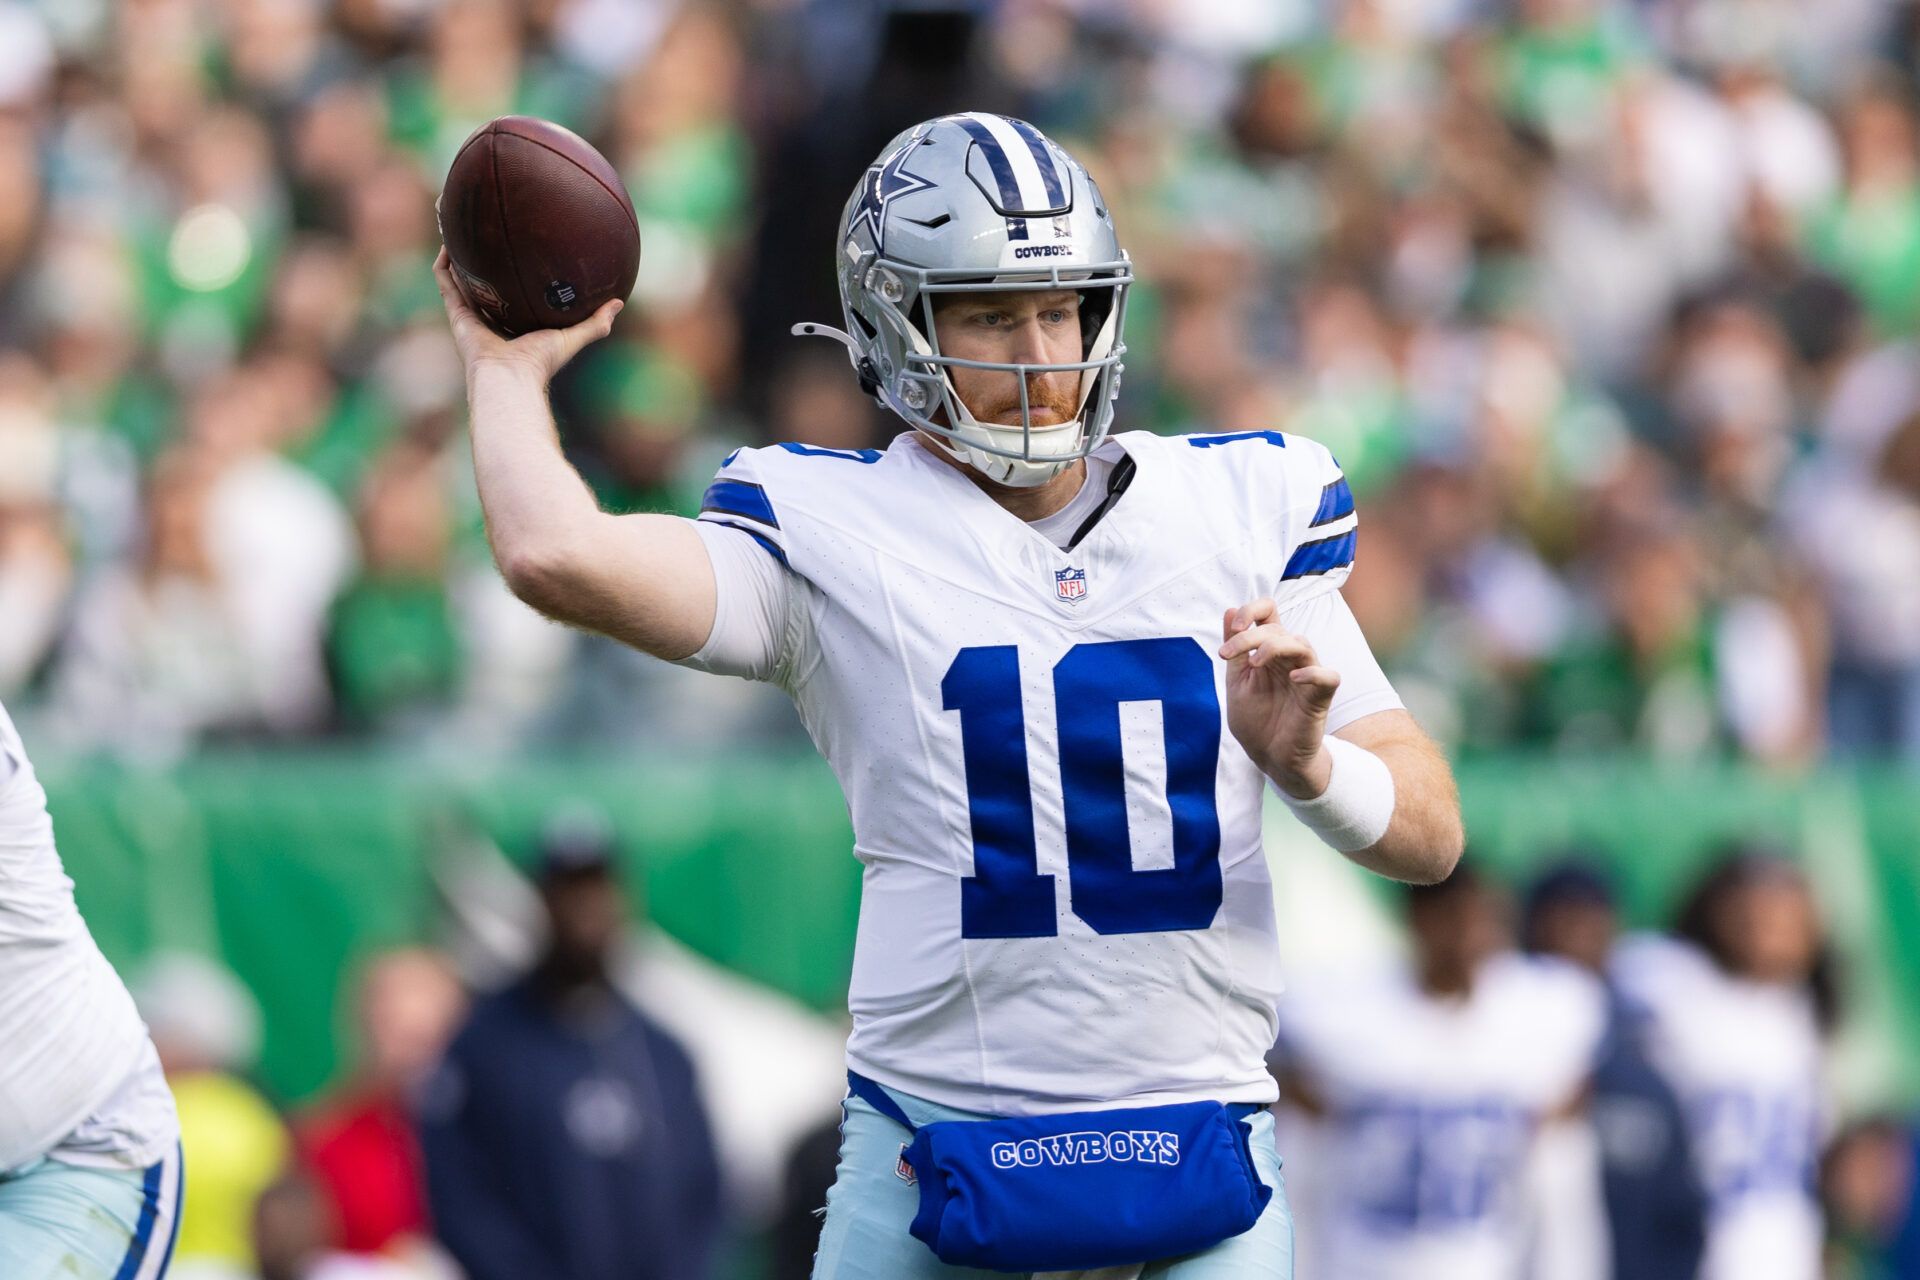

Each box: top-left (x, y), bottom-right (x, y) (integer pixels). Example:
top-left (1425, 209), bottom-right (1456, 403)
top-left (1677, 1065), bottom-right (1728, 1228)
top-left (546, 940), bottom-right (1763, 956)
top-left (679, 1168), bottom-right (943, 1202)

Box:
top-left (792, 322), bottom-right (882, 397)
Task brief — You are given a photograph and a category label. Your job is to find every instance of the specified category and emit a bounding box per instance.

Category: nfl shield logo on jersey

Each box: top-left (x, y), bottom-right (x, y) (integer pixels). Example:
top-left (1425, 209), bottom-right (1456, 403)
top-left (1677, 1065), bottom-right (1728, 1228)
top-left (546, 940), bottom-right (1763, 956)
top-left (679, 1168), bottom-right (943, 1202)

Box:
top-left (1055, 567), bottom-right (1088, 603)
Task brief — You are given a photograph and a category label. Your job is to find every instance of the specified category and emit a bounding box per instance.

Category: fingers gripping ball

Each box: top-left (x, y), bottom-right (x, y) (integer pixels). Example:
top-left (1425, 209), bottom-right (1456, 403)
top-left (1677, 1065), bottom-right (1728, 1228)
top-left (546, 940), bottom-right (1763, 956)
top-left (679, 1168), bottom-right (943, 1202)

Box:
top-left (438, 116), bottom-right (641, 337)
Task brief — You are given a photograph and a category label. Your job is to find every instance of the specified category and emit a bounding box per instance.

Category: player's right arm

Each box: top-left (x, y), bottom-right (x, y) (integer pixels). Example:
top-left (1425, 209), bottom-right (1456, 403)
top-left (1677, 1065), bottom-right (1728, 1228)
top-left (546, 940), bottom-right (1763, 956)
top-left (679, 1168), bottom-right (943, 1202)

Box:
top-left (436, 249), bottom-right (716, 660)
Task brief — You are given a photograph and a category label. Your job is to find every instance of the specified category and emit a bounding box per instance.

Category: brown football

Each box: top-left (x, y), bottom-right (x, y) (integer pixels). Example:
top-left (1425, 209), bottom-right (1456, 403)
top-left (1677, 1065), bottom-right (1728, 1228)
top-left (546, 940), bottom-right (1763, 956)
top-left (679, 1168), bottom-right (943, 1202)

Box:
top-left (438, 116), bottom-right (640, 337)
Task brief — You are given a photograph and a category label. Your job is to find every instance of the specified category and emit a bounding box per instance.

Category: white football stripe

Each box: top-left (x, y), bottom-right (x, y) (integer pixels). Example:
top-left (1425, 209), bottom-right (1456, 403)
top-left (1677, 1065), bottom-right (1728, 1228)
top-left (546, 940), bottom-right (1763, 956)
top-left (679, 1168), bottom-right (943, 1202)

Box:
top-left (1118, 700), bottom-right (1175, 873)
top-left (969, 112), bottom-right (1055, 213)
top-left (1307, 510), bottom-right (1359, 540)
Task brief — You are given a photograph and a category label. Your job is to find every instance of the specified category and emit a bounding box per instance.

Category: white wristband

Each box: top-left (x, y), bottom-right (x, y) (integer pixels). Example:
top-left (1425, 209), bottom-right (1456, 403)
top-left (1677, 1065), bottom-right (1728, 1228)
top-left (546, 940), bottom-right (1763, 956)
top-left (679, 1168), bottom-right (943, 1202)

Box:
top-left (1274, 735), bottom-right (1396, 853)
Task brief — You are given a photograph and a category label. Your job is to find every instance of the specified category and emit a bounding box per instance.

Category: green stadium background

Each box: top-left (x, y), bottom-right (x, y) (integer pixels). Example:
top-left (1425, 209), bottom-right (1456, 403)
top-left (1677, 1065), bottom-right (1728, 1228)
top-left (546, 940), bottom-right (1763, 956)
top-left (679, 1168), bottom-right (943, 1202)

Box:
top-left (42, 751), bottom-right (1920, 1109)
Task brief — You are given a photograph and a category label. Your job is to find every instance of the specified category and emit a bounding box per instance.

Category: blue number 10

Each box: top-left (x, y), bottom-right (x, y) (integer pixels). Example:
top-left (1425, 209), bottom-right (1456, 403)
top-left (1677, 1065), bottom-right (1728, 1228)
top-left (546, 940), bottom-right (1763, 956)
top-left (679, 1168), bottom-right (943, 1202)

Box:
top-left (941, 638), bottom-right (1225, 939)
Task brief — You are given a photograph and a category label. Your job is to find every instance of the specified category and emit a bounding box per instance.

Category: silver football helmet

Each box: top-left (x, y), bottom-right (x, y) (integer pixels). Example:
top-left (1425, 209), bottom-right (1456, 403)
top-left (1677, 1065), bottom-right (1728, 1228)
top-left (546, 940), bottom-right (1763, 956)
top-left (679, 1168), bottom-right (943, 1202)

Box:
top-left (794, 113), bottom-right (1131, 487)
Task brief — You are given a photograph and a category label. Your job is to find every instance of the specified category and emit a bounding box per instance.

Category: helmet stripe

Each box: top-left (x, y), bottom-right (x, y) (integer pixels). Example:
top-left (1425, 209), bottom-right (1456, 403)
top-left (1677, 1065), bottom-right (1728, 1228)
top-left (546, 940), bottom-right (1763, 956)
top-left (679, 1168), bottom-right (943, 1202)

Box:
top-left (969, 112), bottom-right (1062, 214)
top-left (951, 114), bottom-right (1030, 241)
top-left (1004, 117), bottom-right (1068, 209)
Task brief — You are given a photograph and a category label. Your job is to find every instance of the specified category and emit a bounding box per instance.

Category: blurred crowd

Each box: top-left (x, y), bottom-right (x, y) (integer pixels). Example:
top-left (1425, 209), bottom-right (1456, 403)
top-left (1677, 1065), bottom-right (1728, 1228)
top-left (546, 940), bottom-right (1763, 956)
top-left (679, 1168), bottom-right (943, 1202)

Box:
top-left (4, 0), bottom-right (1920, 762)
top-left (1268, 846), bottom-right (1920, 1280)
top-left (140, 814), bottom-right (780, 1280)
top-left (124, 817), bottom-right (1920, 1280)
top-left (10, 6), bottom-right (1920, 1277)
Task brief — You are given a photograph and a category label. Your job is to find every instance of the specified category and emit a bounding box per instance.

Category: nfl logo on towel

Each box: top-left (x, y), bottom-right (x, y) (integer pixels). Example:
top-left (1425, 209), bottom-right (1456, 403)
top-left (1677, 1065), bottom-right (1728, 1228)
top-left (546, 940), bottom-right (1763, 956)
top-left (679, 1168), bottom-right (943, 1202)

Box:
top-left (1054, 567), bottom-right (1088, 603)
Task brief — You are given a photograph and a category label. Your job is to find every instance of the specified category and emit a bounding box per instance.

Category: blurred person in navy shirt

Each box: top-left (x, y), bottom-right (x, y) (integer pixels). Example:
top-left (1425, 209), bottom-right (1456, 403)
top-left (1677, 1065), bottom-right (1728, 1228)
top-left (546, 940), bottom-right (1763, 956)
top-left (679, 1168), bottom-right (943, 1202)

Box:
top-left (417, 814), bottom-right (722, 1280)
top-left (1524, 861), bottom-right (1708, 1280)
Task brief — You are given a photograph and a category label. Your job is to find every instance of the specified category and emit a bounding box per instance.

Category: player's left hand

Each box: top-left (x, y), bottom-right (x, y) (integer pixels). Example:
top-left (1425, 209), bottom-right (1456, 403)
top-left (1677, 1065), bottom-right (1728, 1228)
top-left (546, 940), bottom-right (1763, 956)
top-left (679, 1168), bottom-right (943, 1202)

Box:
top-left (1219, 597), bottom-right (1339, 799)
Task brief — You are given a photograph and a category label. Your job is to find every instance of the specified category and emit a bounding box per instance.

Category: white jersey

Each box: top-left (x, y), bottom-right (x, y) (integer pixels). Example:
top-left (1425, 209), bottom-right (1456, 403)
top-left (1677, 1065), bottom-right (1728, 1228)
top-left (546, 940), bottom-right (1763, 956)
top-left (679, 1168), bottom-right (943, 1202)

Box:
top-left (0, 702), bottom-right (175, 1172)
top-left (1272, 954), bottom-right (1607, 1280)
top-left (683, 429), bottom-right (1403, 1114)
top-left (1611, 935), bottom-right (1824, 1280)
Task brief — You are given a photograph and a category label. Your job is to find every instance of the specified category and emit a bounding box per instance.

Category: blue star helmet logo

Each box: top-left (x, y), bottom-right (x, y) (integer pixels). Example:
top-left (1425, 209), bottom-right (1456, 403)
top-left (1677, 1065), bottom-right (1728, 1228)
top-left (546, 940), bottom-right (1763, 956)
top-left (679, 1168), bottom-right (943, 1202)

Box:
top-left (848, 136), bottom-right (937, 256)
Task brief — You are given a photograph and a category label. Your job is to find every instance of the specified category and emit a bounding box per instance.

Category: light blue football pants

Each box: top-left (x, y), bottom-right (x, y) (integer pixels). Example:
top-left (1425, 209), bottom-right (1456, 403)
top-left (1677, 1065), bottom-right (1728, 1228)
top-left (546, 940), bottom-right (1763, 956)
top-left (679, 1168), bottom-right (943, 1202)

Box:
top-left (811, 1084), bottom-right (1293, 1279)
top-left (0, 1144), bottom-right (182, 1280)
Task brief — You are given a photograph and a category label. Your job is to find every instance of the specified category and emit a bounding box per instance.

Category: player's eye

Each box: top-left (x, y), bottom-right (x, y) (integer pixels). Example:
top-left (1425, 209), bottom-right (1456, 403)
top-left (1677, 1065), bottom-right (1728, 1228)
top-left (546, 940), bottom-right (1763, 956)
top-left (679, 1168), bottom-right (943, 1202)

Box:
top-left (975, 311), bottom-right (1007, 327)
top-left (1042, 309), bottom-right (1070, 325)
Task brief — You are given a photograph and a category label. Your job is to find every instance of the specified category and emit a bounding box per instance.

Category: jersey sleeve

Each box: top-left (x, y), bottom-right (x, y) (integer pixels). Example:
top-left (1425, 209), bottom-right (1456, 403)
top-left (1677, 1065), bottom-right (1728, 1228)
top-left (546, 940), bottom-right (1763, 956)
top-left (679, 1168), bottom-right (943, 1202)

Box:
top-left (676, 522), bottom-right (800, 682)
top-left (693, 447), bottom-right (790, 569)
top-left (1279, 588), bottom-right (1405, 733)
top-left (0, 702), bottom-right (30, 801)
top-left (1272, 437), bottom-right (1358, 607)
top-left (675, 450), bottom-right (804, 683)
top-left (0, 702), bottom-right (49, 885)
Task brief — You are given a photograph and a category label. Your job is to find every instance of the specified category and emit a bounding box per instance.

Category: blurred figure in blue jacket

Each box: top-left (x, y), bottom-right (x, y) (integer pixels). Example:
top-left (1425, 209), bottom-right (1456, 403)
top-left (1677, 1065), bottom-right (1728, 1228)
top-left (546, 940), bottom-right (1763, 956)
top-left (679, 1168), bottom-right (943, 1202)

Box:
top-left (1523, 861), bottom-right (1708, 1280)
top-left (417, 813), bottom-right (722, 1280)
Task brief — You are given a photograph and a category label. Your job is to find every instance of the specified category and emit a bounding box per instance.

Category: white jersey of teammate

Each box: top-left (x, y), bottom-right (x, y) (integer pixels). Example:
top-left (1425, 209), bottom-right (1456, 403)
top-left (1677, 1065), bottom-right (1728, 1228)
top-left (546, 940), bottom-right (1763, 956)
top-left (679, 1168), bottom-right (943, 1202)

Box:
top-left (1272, 953), bottom-right (1607, 1280)
top-left (681, 427), bottom-right (1404, 1114)
top-left (1611, 934), bottom-right (1824, 1280)
top-left (0, 702), bottom-right (177, 1173)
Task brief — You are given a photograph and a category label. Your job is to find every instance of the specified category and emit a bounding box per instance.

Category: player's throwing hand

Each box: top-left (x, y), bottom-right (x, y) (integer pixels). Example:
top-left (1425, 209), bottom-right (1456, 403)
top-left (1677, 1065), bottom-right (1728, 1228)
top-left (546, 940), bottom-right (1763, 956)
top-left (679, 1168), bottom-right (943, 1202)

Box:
top-left (1220, 596), bottom-right (1342, 799)
top-left (434, 247), bottom-right (621, 384)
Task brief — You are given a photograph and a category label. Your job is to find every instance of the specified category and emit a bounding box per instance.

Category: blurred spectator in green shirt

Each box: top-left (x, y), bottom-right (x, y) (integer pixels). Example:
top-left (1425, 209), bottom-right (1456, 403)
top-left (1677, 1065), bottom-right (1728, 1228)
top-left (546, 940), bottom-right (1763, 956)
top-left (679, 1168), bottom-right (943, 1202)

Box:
top-left (327, 432), bottom-right (463, 736)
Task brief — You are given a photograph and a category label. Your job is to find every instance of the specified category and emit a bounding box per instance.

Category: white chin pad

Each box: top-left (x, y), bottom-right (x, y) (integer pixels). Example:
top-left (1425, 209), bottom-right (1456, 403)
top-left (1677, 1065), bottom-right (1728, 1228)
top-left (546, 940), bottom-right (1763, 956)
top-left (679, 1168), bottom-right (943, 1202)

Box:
top-left (954, 417), bottom-right (1087, 487)
top-left (901, 314), bottom-right (1095, 487)
top-left (975, 450), bottom-right (1075, 487)
top-left (922, 426), bottom-right (1077, 488)
top-left (954, 415), bottom-right (1085, 460)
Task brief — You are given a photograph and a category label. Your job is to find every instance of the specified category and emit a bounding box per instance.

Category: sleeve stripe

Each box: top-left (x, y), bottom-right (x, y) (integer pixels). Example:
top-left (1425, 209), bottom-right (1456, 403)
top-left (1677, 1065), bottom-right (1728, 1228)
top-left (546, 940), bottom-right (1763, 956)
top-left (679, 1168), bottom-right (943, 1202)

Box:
top-left (700, 479), bottom-right (779, 529)
top-left (1185, 429), bottom-right (1288, 448)
top-left (1282, 529), bottom-right (1356, 580)
top-left (700, 518), bottom-right (790, 568)
top-left (1308, 476), bottom-right (1354, 527)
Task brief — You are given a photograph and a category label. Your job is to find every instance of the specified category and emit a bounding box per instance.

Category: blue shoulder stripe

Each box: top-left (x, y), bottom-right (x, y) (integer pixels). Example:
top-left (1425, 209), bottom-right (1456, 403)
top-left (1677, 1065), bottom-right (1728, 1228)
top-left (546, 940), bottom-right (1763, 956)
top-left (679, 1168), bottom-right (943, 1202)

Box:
top-left (1186, 430), bottom-right (1287, 448)
top-left (1309, 476), bottom-right (1354, 527)
top-left (703, 518), bottom-right (790, 568)
top-left (775, 442), bottom-right (883, 463)
top-left (700, 479), bottom-right (779, 529)
top-left (1282, 529), bottom-right (1356, 580)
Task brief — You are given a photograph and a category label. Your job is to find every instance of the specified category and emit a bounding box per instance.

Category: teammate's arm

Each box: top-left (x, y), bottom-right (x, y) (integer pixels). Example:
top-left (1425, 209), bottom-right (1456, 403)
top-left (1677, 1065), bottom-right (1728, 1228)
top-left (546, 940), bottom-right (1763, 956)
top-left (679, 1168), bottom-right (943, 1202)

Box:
top-left (1220, 596), bottom-right (1464, 884)
top-left (436, 250), bottom-right (717, 660)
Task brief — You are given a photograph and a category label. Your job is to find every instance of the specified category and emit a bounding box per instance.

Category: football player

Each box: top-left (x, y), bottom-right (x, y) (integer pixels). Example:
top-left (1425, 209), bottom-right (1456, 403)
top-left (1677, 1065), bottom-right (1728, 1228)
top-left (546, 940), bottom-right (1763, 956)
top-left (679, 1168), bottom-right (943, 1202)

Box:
top-left (1611, 851), bottom-right (1829, 1280)
top-left (436, 112), bottom-right (1464, 1278)
top-left (1271, 865), bottom-right (1607, 1280)
top-left (0, 702), bottom-right (182, 1279)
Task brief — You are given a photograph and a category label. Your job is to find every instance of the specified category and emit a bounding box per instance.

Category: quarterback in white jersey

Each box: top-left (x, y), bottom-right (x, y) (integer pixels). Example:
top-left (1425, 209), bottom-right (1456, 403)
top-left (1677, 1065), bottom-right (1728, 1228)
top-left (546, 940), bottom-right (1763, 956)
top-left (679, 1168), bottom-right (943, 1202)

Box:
top-left (1611, 855), bottom-right (1829, 1280)
top-left (0, 703), bottom-right (182, 1279)
top-left (1272, 868), bottom-right (1607, 1280)
top-left (437, 111), bottom-right (1463, 1277)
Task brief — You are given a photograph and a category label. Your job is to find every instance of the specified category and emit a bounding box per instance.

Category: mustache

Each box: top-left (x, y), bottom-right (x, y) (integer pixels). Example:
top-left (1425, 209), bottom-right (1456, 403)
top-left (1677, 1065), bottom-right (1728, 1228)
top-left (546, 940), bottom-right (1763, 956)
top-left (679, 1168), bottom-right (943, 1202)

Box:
top-left (977, 373), bottom-right (1079, 424)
